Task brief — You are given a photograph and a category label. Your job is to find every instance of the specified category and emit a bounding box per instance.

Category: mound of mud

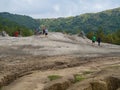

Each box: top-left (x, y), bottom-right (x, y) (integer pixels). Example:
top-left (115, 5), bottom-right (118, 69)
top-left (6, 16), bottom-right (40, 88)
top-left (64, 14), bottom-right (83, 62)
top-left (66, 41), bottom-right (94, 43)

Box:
top-left (44, 76), bottom-right (74, 90)
top-left (44, 76), bottom-right (120, 90)
top-left (67, 67), bottom-right (120, 90)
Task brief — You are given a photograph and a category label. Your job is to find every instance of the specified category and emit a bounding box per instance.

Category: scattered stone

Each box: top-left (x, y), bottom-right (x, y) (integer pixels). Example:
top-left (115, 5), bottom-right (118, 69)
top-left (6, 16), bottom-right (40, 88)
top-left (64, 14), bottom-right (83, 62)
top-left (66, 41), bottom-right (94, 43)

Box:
top-left (0, 31), bottom-right (9, 37)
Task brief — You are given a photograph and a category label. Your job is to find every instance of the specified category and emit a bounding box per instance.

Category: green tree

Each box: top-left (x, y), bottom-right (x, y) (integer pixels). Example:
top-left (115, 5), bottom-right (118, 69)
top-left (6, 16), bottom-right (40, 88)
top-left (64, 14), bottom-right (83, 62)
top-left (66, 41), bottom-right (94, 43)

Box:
top-left (96, 27), bottom-right (105, 41)
top-left (87, 31), bottom-right (94, 39)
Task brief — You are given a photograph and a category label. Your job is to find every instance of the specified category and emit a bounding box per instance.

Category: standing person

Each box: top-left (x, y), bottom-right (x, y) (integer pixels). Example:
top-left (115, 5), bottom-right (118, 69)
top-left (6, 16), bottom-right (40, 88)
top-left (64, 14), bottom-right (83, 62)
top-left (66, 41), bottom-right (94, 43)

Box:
top-left (97, 37), bottom-right (101, 46)
top-left (42, 27), bottom-right (45, 35)
top-left (14, 31), bottom-right (19, 37)
top-left (92, 35), bottom-right (96, 45)
top-left (45, 28), bottom-right (48, 37)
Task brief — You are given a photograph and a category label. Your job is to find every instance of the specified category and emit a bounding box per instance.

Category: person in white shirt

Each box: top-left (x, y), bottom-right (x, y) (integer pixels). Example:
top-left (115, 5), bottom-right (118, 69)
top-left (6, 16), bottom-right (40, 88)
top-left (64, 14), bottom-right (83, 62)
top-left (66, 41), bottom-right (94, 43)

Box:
top-left (45, 28), bottom-right (48, 37)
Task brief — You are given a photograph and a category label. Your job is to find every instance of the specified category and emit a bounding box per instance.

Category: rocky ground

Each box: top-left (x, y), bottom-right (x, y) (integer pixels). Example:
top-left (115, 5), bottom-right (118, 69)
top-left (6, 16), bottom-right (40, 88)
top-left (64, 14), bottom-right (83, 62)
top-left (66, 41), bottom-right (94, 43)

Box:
top-left (0, 32), bottom-right (120, 90)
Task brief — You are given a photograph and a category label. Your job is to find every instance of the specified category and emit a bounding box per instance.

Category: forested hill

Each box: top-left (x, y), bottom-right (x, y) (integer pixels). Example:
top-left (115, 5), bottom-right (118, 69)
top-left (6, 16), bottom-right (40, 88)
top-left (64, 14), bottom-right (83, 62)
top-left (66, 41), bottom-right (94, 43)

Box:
top-left (0, 12), bottom-right (39, 29)
top-left (0, 7), bottom-right (120, 43)
top-left (0, 7), bottom-right (120, 34)
top-left (0, 12), bottom-right (39, 36)
top-left (39, 7), bottom-right (120, 34)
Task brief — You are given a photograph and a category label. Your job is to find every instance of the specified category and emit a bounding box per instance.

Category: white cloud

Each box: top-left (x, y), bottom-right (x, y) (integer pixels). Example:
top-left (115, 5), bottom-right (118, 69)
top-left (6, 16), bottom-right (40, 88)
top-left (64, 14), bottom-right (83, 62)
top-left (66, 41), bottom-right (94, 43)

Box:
top-left (0, 0), bottom-right (120, 18)
top-left (53, 4), bottom-right (60, 12)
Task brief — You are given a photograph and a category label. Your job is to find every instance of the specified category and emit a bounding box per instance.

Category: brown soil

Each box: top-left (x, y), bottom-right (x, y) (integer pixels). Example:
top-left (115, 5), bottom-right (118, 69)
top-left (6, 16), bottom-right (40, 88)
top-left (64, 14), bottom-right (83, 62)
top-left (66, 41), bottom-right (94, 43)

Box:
top-left (0, 33), bottom-right (120, 90)
top-left (0, 56), bottom-right (120, 90)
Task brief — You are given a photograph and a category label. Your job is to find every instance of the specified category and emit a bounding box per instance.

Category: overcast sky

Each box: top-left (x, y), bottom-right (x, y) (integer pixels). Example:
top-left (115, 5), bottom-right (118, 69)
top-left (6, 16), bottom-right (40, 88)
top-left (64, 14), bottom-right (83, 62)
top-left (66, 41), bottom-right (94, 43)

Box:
top-left (0, 0), bottom-right (120, 18)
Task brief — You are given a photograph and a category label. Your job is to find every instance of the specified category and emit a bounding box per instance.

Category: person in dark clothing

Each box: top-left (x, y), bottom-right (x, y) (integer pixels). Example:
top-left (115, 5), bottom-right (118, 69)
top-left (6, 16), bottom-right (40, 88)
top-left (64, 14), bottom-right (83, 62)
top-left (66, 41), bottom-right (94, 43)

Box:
top-left (43, 29), bottom-right (45, 35)
top-left (97, 37), bottom-right (101, 46)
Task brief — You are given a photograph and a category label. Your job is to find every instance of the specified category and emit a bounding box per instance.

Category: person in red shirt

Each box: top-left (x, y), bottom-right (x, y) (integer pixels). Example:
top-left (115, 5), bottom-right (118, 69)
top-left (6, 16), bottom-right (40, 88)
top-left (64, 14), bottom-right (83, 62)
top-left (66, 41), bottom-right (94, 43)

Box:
top-left (14, 31), bottom-right (19, 37)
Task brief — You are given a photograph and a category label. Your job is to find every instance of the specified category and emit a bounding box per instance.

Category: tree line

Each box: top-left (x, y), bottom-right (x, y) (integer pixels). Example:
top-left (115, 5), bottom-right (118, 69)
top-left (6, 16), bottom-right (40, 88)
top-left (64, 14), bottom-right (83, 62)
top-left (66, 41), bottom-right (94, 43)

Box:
top-left (0, 16), bottom-right (33, 36)
top-left (87, 28), bottom-right (120, 45)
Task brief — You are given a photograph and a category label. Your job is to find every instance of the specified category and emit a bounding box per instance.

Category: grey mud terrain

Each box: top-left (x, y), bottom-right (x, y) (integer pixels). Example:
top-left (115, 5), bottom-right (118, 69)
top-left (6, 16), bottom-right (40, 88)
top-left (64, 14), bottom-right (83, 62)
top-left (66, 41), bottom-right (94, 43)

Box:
top-left (0, 32), bottom-right (120, 90)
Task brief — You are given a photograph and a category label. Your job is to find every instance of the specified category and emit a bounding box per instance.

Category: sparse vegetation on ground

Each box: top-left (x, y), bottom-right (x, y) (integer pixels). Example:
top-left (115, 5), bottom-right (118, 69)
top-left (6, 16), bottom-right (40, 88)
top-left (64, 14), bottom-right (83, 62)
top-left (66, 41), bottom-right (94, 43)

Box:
top-left (74, 74), bottom-right (85, 83)
top-left (48, 75), bottom-right (62, 81)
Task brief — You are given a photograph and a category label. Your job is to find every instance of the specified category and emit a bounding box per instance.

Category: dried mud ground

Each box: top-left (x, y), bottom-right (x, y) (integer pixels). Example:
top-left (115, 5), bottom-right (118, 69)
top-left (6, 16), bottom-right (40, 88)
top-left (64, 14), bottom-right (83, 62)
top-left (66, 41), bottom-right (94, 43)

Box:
top-left (0, 32), bottom-right (120, 90)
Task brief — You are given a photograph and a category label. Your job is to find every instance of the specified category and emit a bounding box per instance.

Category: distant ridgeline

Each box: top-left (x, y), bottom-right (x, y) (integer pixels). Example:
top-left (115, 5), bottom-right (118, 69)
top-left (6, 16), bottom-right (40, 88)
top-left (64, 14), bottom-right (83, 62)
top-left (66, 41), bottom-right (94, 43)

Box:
top-left (0, 7), bottom-right (120, 44)
top-left (0, 12), bottom-right (39, 36)
top-left (39, 7), bottom-right (120, 44)
top-left (39, 7), bottom-right (120, 34)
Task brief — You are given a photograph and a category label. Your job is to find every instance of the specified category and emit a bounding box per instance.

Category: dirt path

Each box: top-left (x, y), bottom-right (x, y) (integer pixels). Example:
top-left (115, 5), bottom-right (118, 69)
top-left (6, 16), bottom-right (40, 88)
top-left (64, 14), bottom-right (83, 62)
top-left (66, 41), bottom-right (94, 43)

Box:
top-left (1, 56), bottom-right (120, 90)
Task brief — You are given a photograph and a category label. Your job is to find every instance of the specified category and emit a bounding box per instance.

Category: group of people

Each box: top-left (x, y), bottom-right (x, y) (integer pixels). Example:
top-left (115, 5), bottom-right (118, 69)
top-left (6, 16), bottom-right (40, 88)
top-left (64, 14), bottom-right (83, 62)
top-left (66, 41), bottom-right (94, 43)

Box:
top-left (12, 27), bottom-right (102, 46)
top-left (34, 27), bottom-right (48, 37)
top-left (42, 27), bottom-right (48, 37)
top-left (92, 35), bottom-right (101, 46)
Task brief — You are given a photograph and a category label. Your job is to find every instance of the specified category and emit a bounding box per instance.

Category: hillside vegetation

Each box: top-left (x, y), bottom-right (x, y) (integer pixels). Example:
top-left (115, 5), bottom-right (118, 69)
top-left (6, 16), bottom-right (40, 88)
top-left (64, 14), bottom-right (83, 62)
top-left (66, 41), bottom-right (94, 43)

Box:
top-left (0, 8), bottom-right (120, 44)
top-left (0, 12), bottom-right (39, 36)
top-left (0, 12), bottom-right (39, 29)
top-left (39, 7), bottom-right (120, 34)
top-left (39, 7), bottom-right (120, 44)
top-left (0, 16), bottom-right (33, 36)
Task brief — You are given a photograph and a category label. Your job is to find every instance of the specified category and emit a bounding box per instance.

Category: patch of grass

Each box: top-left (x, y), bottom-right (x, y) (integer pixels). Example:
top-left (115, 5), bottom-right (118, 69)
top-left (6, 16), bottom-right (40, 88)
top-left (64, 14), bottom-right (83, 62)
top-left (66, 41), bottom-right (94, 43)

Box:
top-left (74, 74), bottom-right (85, 83)
top-left (48, 75), bottom-right (62, 81)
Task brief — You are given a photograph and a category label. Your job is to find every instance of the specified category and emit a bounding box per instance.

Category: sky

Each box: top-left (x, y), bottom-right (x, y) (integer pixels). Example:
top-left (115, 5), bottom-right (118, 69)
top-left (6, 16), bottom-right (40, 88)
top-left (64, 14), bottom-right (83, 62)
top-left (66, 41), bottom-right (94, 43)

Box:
top-left (0, 0), bottom-right (120, 18)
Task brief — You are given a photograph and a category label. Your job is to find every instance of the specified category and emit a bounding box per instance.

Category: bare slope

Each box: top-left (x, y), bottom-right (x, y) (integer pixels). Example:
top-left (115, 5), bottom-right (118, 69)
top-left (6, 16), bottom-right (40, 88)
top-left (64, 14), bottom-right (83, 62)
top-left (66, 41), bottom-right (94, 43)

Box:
top-left (0, 32), bottom-right (120, 90)
top-left (0, 32), bottom-right (120, 57)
